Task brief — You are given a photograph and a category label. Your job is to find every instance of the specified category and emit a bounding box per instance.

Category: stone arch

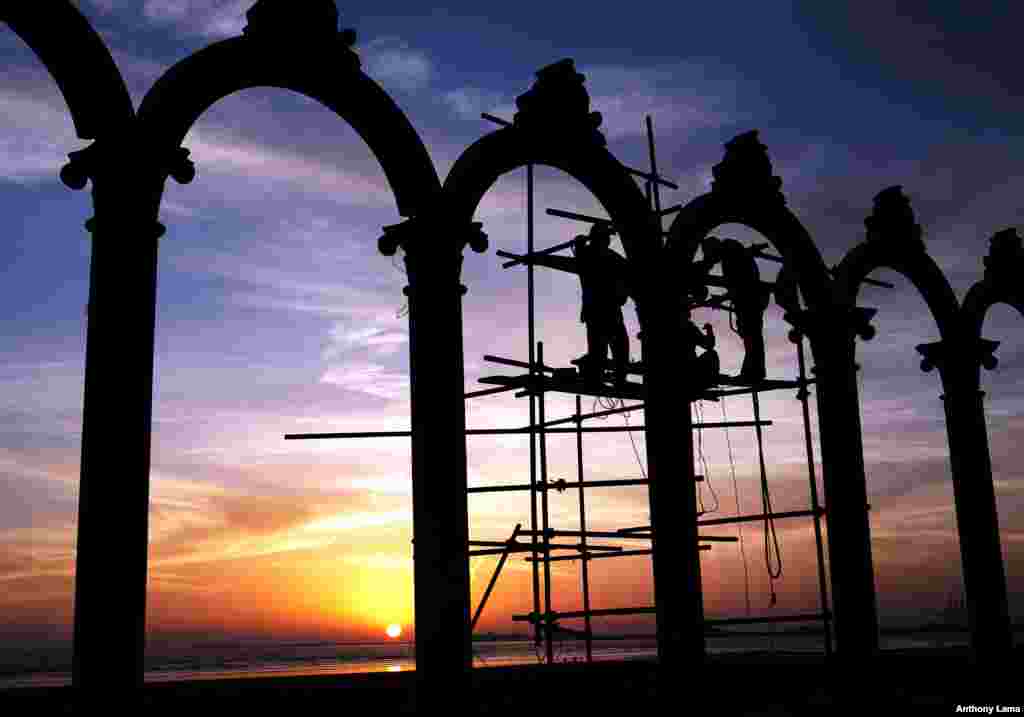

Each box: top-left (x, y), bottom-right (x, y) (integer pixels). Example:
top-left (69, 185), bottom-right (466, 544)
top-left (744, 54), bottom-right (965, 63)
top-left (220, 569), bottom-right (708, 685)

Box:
top-left (439, 59), bottom-right (659, 318)
top-left (137, 16), bottom-right (440, 217)
top-left (442, 126), bottom-right (657, 313)
top-left (833, 186), bottom-right (960, 344)
top-left (962, 229), bottom-right (1024, 387)
top-left (1, 3), bottom-right (134, 139)
top-left (665, 132), bottom-right (833, 316)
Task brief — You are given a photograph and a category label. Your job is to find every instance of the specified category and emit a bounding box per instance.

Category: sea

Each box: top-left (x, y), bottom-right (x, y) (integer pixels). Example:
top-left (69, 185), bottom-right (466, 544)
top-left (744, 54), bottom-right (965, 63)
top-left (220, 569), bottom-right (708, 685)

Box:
top-left (0, 630), bottom-right (990, 690)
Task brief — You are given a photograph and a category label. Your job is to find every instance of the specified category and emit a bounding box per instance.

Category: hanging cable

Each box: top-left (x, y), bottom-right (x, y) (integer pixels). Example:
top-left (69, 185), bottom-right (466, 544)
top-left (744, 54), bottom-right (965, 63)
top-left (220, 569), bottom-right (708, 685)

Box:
top-left (752, 389), bottom-right (783, 607)
top-left (622, 403), bottom-right (647, 481)
top-left (721, 397), bottom-right (752, 616)
top-left (694, 400), bottom-right (719, 513)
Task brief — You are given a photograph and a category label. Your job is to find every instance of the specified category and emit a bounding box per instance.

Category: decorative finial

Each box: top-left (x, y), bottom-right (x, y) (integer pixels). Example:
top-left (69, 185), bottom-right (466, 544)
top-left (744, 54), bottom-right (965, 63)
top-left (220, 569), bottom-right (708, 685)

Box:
top-left (512, 59), bottom-right (605, 145)
top-left (864, 185), bottom-right (923, 248)
top-left (710, 130), bottom-right (784, 203)
top-left (984, 228), bottom-right (1023, 284)
top-left (243, 1), bottom-right (357, 50)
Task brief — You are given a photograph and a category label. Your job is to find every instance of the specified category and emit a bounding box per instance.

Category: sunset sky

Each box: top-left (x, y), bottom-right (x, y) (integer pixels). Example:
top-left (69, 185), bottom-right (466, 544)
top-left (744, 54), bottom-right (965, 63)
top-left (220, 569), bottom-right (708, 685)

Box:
top-left (1, 1), bottom-right (1022, 653)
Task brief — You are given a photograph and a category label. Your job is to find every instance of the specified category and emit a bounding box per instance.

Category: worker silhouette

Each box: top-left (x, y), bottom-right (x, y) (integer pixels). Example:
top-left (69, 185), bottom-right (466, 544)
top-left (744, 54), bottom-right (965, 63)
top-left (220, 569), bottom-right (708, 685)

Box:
top-left (573, 225), bottom-right (631, 385)
top-left (521, 224), bottom-right (631, 386)
top-left (697, 236), bottom-right (770, 382)
top-left (687, 320), bottom-right (720, 393)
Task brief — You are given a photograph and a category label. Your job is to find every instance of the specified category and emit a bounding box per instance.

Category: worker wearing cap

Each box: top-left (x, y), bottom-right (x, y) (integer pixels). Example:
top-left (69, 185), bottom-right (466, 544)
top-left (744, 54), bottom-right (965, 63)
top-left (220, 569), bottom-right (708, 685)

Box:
top-left (697, 235), bottom-right (770, 383)
top-left (570, 225), bottom-right (631, 386)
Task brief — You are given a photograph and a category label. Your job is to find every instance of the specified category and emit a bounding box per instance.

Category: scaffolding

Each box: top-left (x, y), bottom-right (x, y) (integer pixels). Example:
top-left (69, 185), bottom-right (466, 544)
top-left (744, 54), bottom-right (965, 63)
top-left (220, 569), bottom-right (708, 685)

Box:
top-left (285, 114), bottom-right (837, 664)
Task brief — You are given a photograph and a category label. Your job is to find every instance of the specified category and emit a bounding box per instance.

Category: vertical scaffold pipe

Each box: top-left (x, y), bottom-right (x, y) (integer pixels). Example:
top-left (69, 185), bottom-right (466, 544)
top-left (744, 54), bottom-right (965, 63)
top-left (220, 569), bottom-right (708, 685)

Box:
top-left (576, 395), bottom-right (594, 662)
top-left (797, 336), bottom-right (833, 656)
top-left (536, 342), bottom-right (555, 663)
top-left (526, 162), bottom-right (543, 650)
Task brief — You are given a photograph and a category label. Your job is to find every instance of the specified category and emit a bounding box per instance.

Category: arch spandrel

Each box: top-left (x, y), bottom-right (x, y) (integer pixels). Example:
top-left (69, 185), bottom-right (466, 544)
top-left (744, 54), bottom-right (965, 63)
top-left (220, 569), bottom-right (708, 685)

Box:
top-left (2, 2), bottom-right (134, 139)
top-left (665, 132), bottom-right (832, 315)
top-left (137, 34), bottom-right (440, 218)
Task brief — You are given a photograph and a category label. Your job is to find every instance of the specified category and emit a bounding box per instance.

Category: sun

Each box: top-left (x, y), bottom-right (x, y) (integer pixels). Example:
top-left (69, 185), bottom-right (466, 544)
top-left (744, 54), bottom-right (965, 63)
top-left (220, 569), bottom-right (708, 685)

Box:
top-left (386, 623), bottom-right (402, 639)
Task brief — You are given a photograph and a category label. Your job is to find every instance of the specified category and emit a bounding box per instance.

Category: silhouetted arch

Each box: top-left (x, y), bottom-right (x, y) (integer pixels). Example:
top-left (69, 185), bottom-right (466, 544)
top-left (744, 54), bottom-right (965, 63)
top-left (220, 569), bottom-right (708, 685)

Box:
top-left (137, 36), bottom-right (439, 217)
top-left (441, 126), bottom-right (658, 314)
top-left (962, 282), bottom-right (1024, 386)
top-left (835, 241), bottom-right (961, 344)
top-left (665, 192), bottom-right (832, 314)
top-left (1, 3), bottom-right (134, 139)
top-left (963, 284), bottom-right (1024, 347)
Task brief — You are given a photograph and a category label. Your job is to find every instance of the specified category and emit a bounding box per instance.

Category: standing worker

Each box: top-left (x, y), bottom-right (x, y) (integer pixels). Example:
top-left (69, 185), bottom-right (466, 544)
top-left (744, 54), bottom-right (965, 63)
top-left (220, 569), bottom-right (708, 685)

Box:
top-left (571, 225), bottom-right (631, 386)
top-left (511, 223), bottom-right (632, 386)
top-left (697, 236), bottom-right (770, 382)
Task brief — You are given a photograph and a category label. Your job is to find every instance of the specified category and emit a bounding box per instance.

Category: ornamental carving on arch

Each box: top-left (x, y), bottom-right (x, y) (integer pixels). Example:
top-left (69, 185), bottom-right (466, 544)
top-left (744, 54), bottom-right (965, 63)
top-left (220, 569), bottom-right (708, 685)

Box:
top-left (863, 185), bottom-right (924, 254)
top-left (983, 228), bottom-right (1024, 296)
top-left (243, 0), bottom-right (358, 47)
top-left (512, 59), bottom-right (606, 146)
top-left (710, 130), bottom-right (785, 206)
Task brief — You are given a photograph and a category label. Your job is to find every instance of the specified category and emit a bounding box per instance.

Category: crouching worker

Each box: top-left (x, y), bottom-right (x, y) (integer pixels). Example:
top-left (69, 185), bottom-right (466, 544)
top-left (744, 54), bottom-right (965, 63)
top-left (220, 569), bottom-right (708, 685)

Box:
top-left (687, 320), bottom-right (720, 394)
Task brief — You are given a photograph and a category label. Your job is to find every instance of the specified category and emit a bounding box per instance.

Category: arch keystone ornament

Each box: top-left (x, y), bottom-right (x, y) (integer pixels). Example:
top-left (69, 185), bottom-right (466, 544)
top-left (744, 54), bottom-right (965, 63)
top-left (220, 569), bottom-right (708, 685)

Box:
top-left (513, 58), bottom-right (606, 146)
top-left (710, 130), bottom-right (785, 206)
top-left (983, 227), bottom-right (1024, 289)
top-left (864, 185), bottom-right (925, 254)
top-left (243, 0), bottom-right (359, 55)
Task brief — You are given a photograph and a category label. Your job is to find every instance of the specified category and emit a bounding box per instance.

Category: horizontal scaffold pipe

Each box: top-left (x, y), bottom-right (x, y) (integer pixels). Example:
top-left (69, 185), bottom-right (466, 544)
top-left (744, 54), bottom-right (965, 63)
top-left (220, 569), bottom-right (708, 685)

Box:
top-left (616, 508), bottom-right (826, 535)
top-left (525, 547), bottom-right (711, 563)
top-left (284, 419), bottom-right (772, 440)
top-left (528, 549), bottom-right (652, 563)
top-left (483, 354), bottom-right (558, 373)
top-left (517, 529), bottom-right (738, 542)
top-left (469, 542), bottom-right (623, 557)
top-left (539, 402), bottom-right (645, 428)
top-left (469, 477), bottom-right (648, 494)
top-left (513, 608), bottom-right (830, 624)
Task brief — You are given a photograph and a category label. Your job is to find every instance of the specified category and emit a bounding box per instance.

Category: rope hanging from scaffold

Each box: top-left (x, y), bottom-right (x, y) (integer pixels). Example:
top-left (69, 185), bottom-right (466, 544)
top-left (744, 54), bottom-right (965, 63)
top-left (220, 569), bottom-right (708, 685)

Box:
top-left (721, 397), bottom-right (752, 616)
top-left (752, 389), bottom-right (783, 606)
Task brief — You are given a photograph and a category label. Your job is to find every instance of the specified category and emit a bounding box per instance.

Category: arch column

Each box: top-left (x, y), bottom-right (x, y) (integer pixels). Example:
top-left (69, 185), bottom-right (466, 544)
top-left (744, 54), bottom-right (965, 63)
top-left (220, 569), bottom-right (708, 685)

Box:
top-left (804, 309), bottom-right (880, 658)
top-left (379, 219), bottom-right (483, 710)
top-left (640, 279), bottom-right (706, 670)
top-left (61, 138), bottom-right (191, 691)
top-left (918, 340), bottom-right (1012, 659)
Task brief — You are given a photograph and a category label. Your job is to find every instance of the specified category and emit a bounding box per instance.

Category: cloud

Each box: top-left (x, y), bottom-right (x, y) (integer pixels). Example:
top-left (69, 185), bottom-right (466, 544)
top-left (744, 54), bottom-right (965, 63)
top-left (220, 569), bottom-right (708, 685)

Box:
top-left (323, 321), bottom-right (408, 361)
top-left (141, 0), bottom-right (251, 37)
top-left (319, 361), bottom-right (409, 401)
top-left (479, 61), bottom-right (741, 144)
top-left (180, 128), bottom-right (393, 204)
top-left (359, 37), bottom-right (433, 92)
top-left (0, 89), bottom-right (85, 183)
top-left (443, 87), bottom-right (507, 121)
